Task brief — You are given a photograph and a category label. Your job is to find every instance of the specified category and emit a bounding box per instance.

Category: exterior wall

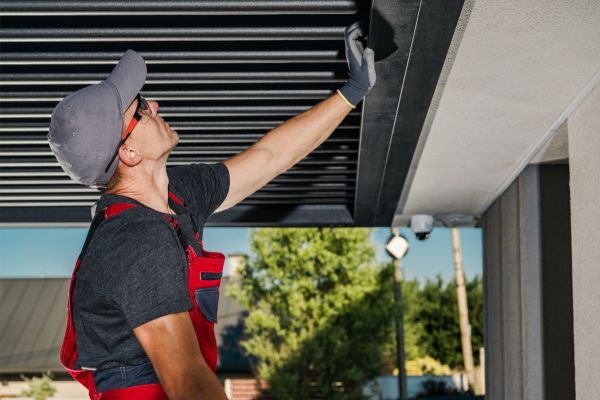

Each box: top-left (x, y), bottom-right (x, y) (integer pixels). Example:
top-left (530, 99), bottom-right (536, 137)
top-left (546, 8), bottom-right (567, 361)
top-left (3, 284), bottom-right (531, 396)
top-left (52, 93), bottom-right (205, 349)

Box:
top-left (568, 83), bottom-right (600, 399)
top-left (482, 164), bottom-right (574, 400)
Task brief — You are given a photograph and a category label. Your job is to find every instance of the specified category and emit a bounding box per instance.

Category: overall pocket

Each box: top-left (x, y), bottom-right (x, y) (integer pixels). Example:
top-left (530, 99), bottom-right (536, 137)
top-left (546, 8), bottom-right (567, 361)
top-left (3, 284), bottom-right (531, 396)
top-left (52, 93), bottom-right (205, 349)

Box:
top-left (195, 287), bottom-right (219, 323)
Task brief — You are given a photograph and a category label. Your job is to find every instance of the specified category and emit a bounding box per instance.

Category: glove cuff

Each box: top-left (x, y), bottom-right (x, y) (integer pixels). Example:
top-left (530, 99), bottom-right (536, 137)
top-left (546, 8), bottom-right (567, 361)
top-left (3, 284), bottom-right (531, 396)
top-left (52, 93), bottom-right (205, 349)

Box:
top-left (339, 80), bottom-right (367, 107)
top-left (336, 89), bottom-right (356, 109)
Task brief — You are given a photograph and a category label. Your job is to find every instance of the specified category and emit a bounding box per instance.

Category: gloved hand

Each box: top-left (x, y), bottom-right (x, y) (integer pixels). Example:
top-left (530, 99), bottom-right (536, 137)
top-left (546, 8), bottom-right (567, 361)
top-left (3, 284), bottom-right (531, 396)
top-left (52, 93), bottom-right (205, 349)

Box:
top-left (337, 22), bottom-right (376, 108)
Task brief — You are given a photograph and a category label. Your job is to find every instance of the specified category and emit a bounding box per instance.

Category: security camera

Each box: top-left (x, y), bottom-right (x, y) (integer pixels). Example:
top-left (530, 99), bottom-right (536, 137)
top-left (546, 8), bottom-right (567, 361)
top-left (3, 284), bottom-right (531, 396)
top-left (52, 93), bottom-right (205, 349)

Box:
top-left (410, 214), bottom-right (434, 241)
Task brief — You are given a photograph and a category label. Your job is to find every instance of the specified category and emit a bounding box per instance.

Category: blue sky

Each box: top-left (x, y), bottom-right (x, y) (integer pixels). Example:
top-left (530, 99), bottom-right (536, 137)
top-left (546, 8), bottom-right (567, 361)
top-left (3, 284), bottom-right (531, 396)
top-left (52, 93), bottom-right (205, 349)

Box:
top-left (0, 227), bottom-right (482, 283)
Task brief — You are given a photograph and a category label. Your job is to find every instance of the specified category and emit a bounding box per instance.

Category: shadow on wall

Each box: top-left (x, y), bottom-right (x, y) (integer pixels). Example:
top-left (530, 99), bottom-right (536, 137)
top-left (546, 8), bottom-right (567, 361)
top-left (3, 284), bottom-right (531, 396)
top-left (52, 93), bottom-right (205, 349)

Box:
top-left (369, 6), bottom-right (399, 62)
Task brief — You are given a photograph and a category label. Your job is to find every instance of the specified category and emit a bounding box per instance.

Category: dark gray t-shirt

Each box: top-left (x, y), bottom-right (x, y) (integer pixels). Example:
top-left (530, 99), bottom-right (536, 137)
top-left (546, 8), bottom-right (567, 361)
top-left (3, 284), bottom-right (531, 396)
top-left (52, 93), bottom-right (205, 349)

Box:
top-left (72, 162), bottom-right (229, 370)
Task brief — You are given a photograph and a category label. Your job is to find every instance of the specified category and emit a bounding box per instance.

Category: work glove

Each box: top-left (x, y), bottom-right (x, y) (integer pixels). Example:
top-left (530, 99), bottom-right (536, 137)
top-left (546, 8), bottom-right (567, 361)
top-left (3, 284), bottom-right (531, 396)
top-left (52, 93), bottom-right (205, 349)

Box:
top-left (337, 22), bottom-right (376, 108)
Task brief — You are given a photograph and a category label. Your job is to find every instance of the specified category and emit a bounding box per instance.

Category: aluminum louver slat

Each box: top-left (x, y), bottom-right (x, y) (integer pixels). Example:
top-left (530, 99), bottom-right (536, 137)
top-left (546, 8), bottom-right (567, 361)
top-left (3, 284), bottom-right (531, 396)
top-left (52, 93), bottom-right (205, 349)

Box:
top-left (0, 27), bottom-right (346, 42)
top-left (0, 72), bottom-right (346, 85)
top-left (0, 51), bottom-right (345, 65)
top-left (0, 106), bottom-right (361, 118)
top-left (0, 122), bottom-right (360, 132)
top-left (0, 132), bottom-right (359, 145)
top-left (0, 89), bottom-right (336, 101)
top-left (0, 1), bottom-right (358, 16)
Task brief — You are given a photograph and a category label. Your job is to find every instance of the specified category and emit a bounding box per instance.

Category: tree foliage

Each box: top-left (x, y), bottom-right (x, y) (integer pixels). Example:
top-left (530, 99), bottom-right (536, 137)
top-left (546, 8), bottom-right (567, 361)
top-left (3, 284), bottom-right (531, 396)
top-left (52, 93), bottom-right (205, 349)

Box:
top-left (405, 274), bottom-right (484, 369)
top-left (19, 371), bottom-right (57, 400)
top-left (229, 226), bottom-right (485, 398)
top-left (229, 227), bottom-right (395, 400)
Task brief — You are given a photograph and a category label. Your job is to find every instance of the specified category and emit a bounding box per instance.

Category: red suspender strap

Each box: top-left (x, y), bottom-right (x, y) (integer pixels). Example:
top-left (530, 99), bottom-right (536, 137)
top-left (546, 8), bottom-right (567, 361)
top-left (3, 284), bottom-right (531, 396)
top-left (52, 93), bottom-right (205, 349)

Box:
top-left (107, 201), bottom-right (175, 227)
top-left (105, 203), bottom-right (137, 219)
top-left (168, 191), bottom-right (185, 207)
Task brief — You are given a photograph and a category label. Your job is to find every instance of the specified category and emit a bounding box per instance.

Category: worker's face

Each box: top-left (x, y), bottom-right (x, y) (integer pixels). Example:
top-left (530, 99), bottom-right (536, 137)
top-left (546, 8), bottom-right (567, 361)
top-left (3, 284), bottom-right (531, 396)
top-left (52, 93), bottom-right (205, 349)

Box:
top-left (121, 96), bottom-right (179, 164)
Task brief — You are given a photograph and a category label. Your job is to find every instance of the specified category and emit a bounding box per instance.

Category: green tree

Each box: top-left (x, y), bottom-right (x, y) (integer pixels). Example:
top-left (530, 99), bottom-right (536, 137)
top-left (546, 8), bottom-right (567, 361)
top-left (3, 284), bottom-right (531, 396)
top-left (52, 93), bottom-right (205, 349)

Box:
top-left (413, 276), bottom-right (459, 367)
top-left (401, 277), bottom-right (424, 361)
top-left (229, 227), bottom-right (395, 400)
top-left (466, 274), bottom-right (484, 363)
top-left (410, 274), bottom-right (484, 369)
top-left (379, 274), bottom-right (428, 376)
top-left (19, 371), bottom-right (57, 400)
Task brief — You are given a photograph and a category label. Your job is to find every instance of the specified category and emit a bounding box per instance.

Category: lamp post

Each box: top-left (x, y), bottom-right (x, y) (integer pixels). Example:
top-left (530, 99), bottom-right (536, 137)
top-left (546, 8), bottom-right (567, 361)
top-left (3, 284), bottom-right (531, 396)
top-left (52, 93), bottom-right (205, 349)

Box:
top-left (385, 227), bottom-right (410, 400)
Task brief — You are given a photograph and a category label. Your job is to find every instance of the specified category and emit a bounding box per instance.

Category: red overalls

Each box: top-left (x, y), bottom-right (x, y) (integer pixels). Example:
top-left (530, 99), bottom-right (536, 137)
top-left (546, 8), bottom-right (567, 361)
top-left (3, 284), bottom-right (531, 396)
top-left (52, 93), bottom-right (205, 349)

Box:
top-left (60, 191), bottom-right (225, 399)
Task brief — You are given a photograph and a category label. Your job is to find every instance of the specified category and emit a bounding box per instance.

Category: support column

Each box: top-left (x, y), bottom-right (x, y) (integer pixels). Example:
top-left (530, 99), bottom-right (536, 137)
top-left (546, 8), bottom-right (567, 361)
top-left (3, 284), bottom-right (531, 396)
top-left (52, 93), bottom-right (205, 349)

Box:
top-left (568, 83), bottom-right (600, 400)
top-left (482, 164), bottom-right (574, 400)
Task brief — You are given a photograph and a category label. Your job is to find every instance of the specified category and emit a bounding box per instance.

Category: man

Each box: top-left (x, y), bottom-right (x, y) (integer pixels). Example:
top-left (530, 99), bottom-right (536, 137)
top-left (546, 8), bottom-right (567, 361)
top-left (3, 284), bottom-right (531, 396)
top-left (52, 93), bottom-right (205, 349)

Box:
top-left (50, 22), bottom-right (375, 399)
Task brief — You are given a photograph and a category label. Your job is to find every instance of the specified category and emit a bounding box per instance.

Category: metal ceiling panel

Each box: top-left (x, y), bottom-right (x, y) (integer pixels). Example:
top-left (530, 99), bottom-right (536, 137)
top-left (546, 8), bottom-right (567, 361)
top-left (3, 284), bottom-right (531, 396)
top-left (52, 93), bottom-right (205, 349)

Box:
top-left (353, 0), bottom-right (466, 226)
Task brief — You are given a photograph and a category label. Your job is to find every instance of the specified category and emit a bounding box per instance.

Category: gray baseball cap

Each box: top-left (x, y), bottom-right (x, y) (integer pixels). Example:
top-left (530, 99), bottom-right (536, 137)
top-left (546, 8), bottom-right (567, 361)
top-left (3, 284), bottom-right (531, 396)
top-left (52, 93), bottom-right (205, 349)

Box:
top-left (48, 49), bottom-right (147, 188)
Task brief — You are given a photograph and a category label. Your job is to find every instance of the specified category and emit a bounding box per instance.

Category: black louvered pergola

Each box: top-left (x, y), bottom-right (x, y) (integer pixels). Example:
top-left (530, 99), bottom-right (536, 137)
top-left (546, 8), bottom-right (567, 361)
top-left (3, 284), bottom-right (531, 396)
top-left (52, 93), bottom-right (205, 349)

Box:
top-left (0, 0), bottom-right (465, 226)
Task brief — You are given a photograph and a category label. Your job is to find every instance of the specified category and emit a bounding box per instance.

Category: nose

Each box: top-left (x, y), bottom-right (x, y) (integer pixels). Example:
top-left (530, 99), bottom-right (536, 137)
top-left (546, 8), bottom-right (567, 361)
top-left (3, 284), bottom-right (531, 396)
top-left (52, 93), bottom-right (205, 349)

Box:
top-left (148, 100), bottom-right (159, 118)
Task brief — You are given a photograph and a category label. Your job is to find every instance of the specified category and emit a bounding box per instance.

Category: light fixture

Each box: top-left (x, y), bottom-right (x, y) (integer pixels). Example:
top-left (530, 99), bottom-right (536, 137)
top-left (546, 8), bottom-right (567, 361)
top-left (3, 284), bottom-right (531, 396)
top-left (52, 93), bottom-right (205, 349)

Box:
top-left (385, 233), bottom-right (410, 260)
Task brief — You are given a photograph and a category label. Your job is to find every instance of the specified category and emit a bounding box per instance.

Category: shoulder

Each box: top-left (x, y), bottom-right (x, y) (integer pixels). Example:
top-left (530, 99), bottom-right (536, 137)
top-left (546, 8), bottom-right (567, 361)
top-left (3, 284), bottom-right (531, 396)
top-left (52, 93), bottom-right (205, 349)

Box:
top-left (79, 204), bottom-right (189, 306)
top-left (167, 162), bottom-right (230, 220)
top-left (167, 162), bottom-right (229, 192)
top-left (99, 205), bottom-right (176, 241)
top-left (81, 205), bottom-right (184, 276)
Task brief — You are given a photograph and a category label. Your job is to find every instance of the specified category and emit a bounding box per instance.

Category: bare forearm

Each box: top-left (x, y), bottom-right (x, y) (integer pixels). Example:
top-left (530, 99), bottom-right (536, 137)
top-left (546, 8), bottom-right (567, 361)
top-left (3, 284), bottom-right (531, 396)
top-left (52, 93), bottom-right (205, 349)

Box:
top-left (257, 92), bottom-right (353, 175)
top-left (168, 373), bottom-right (226, 400)
top-left (135, 313), bottom-right (228, 400)
top-left (160, 357), bottom-right (227, 400)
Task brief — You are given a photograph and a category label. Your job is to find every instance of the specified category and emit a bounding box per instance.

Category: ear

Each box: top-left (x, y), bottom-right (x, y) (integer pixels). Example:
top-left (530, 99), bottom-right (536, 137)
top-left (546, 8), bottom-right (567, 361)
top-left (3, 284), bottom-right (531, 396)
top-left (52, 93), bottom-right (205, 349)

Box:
top-left (118, 145), bottom-right (142, 167)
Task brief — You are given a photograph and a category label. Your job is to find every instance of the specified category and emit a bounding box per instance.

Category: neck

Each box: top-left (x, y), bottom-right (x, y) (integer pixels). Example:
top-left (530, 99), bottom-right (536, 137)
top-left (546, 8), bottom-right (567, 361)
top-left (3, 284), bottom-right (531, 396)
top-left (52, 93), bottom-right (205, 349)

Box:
top-left (107, 162), bottom-right (172, 214)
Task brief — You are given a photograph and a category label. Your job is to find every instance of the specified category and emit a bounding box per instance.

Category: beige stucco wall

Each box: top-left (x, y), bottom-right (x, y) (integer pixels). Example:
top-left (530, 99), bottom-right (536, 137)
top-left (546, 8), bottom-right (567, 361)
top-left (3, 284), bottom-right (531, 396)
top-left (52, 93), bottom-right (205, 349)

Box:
top-left (568, 81), bottom-right (600, 400)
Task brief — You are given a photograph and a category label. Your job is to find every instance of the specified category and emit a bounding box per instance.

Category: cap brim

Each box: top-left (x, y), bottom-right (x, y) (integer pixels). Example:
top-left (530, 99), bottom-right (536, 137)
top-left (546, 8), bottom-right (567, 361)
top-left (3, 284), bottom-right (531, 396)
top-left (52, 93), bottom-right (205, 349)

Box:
top-left (106, 49), bottom-right (147, 114)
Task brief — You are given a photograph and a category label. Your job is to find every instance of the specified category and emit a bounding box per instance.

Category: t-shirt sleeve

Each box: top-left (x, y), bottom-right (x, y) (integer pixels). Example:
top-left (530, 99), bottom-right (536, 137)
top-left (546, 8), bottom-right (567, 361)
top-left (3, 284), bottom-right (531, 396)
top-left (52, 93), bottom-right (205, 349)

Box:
top-left (105, 212), bottom-right (193, 329)
top-left (167, 162), bottom-right (230, 222)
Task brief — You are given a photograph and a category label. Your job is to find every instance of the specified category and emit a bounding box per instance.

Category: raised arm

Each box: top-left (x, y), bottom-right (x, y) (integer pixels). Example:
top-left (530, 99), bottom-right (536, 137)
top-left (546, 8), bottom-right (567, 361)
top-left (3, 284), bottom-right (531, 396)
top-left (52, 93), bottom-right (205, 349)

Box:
top-left (215, 22), bottom-right (376, 213)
